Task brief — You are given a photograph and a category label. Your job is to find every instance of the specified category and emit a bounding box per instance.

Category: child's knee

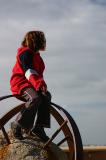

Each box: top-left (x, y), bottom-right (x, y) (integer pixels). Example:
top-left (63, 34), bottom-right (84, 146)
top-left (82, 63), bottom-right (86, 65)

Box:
top-left (26, 95), bottom-right (42, 109)
top-left (45, 91), bottom-right (52, 102)
top-left (32, 95), bottom-right (42, 106)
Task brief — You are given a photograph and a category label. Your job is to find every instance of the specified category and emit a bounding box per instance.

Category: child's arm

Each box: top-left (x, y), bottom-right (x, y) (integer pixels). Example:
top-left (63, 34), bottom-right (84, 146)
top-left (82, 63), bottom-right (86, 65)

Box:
top-left (19, 50), bottom-right (47, 92)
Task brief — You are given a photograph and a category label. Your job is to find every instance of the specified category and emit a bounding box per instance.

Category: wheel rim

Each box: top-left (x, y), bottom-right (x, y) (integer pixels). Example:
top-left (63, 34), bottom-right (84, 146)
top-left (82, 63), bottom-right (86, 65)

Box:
top-left (50, 103), bottom-right (83, 160)
top-left (0, 102), bottom-right (83, 160)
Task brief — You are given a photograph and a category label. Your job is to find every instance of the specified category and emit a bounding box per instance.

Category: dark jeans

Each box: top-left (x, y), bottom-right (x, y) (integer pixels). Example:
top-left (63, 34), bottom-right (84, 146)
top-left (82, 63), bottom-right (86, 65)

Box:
top-left (15, 87), bottom-right (51, 129)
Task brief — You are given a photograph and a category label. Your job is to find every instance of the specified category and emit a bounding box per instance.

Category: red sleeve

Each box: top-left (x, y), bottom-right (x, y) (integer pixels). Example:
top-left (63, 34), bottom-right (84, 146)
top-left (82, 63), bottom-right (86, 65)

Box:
top-left (28, 74), bottom-right (47, 91)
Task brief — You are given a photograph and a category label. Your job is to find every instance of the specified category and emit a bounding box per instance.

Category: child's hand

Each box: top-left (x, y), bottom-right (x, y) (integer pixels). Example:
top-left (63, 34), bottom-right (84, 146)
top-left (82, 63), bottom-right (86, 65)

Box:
top-left (41, 86), bottom-right (47, 95)
top-left (36, 79), bottom-right (47, 94)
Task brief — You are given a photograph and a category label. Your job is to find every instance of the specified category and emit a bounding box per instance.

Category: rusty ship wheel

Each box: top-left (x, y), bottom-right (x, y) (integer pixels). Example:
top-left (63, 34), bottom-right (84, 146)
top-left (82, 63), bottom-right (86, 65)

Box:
top-left (46, 102), bottom-right (83, 160)
top-left (0, 95), bottom-right (83, 160)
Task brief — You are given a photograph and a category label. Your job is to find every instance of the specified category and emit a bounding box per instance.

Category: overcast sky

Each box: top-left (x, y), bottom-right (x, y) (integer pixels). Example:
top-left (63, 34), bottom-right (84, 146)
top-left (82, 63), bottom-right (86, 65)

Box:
top-left (0, 0), bottom-right (106, 145)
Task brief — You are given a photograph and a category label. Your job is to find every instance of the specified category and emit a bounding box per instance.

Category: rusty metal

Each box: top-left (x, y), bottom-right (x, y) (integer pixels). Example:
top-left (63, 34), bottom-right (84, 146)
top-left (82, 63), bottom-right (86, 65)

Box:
top-left (0, 94), bottom-right (15, 101)
top-left (0, 103), bottom-right (25, 127)
top-left (0, 94), bottom-right (83, 160)
top-left (57, 136), bottom-right (70, 146)
top-left (43, 120), bottom-right (68, 149)
top-left (1, 126), bottom-right (10, 144)
top-left (50, 105), bottom-right (75, 160)
top-left (51, 102), bottom-right (83, 160)
top-left (0, 103), bottom-right (25, 145)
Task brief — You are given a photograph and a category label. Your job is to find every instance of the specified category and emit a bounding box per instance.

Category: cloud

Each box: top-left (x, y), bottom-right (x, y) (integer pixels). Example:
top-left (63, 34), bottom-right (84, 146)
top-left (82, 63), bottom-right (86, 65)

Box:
top-left (91, 0), bottom-right (106, 5)
top-left (1, 0), bottom-right (106, 108)
top-left (0, 0), bottom-right (106, 104)
top-left (0, 0), bottom-right (73, 21)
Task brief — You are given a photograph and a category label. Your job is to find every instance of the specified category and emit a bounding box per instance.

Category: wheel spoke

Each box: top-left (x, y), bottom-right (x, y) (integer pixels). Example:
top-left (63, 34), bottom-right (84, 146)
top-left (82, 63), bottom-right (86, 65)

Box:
top-left (43, 120), bottom-right (68, 149)
top-left (57, 136), bottom-right (70, 146)
top-left (0, 100), bottom-right (83, 160)
top-left (1, 126), bottom-right (10, 144)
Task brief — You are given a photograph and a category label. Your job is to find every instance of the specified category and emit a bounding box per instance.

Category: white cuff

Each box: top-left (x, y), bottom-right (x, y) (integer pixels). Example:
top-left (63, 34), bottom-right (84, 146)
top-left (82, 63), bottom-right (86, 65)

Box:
top-left (25, 69), bottom-right (39, 80)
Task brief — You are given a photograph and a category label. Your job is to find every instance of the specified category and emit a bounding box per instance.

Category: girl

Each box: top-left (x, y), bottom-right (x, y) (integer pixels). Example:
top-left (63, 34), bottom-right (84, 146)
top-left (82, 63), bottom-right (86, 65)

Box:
top-left (10, 31), bottom-right (51, 142)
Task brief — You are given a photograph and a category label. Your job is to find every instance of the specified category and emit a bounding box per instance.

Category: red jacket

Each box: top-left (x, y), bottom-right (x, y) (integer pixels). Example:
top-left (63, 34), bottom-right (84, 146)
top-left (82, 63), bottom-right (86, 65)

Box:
top-left (10, 47), bottom-right (46, 94)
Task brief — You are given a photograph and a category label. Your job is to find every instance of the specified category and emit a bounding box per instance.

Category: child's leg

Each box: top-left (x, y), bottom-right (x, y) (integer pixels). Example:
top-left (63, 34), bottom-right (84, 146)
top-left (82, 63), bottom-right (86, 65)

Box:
top-left (35, 91), bottom-right (51, 128)
top-left (16, 87), bottom-right (42, 129)
top-left (11, 87), bottom-right (42, 139)
top-left (31, 91), bottom-right (51, 142)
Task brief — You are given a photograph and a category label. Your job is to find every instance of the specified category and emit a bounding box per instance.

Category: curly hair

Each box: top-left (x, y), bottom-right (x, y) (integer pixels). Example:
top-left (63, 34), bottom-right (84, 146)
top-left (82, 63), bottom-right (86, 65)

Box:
top-left (21, 31), bottom-right (46, 52)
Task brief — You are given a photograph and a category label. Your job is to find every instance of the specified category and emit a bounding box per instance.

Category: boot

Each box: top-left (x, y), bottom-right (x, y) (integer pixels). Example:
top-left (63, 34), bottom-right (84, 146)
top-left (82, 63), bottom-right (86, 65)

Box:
top-left (30, 126), bottom-right (49, 142)
top-left (11, 122), bottom-right (24, 140)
